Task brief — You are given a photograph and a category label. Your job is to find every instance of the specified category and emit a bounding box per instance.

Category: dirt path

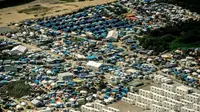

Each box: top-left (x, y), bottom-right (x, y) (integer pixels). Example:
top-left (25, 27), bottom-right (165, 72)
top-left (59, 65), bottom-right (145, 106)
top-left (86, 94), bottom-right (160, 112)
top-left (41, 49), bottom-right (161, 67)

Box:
top-left (0, 0), bottom-right (116, 27)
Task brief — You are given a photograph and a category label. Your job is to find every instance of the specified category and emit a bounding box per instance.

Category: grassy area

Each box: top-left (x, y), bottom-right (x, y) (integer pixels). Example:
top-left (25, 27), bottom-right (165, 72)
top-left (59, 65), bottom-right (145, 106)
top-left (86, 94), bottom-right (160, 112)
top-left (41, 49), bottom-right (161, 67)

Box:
top-left (0, 80), bottom-right (32, 98)
top-left (18, 6), bottom-right (49, 14)
top-left (170, 41), bottom-right (200, 50)
top-left (18, 5), bottom-right (50, 14)
top-left (139, 20), bottom-right (200, 54)
top-left (0, 80), bottom-right (45, 98)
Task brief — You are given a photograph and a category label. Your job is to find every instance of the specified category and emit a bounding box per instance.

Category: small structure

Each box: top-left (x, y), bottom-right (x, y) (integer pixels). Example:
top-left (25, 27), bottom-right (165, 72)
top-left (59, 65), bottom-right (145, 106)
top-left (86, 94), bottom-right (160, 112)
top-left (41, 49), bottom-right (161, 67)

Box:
top-left (176, 86), bottom-right (193, 96)
top-left (106, 30), bottom-right (118, 41)
top-left (86, 61), bottom-right (103, 70)
top-left (74, 54), bottom-right (86, 60)
top-left (31, 99), bottom-right (42, 107)
top-left (4, 65), bottom-right (17, 72)
top-left (161, 54), bottom-right (172, 59)
top-left (10, 45), bottom-right (27, 55)
top-left (3, 60), bottom-right (11, 65)
top-left (58, 72), bottom-right (74, 81)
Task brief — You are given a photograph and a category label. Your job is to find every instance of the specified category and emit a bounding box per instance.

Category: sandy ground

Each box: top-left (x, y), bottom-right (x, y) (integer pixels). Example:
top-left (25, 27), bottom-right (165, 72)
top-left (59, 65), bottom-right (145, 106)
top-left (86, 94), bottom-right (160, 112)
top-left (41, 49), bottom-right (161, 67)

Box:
top-left (109, 101), bottom-right (144, 112)
top-left (0, 0), bottom-right (116, 27)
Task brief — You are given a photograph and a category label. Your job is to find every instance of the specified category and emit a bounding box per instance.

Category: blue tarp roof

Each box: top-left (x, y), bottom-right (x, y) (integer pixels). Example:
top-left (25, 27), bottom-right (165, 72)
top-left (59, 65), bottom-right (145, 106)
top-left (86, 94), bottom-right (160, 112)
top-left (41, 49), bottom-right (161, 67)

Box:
top-left (144, 0), bottom-right (152, 2)
top-left (86, 55), bottom-right (97, 60)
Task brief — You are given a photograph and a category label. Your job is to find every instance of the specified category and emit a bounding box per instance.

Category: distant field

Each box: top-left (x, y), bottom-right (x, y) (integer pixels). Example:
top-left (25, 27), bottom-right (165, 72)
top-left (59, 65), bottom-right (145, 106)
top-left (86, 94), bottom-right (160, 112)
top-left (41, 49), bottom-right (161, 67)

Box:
top-left (0, 0), bottom-right (92, 8)
top-left (0, 0), bottom-right (34, 8)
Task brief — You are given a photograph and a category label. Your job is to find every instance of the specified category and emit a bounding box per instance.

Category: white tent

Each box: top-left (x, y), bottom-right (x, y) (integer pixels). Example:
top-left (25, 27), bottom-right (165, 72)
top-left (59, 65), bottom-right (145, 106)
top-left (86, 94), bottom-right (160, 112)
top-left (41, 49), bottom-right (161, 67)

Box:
top-left (57, 72), bottom-right (74, 81)
top-left (20, 102), bottom-right (26, 106)
top-left (31, 99), bottom-right (41, 107)
top-left (10, 45), bottom-right (27, 55)
top-left (162, 68), bottom-right (170, 72)
top-left (86, 61), bottom-right (103, 70)
top-left (126, 69), bottom-right (137, 73)
top-left (161, 54), bottom-right (172, 59)
top-left (184, 69), bottom-right (191, 73)
top-left (75, 54), bottom-right (85, 59)
top-left (192, 72), bottom-right (198, 76)
top-left (197, 69), bottom-right (200, 73)
top-left (106, 30), bottom-right (118, 40)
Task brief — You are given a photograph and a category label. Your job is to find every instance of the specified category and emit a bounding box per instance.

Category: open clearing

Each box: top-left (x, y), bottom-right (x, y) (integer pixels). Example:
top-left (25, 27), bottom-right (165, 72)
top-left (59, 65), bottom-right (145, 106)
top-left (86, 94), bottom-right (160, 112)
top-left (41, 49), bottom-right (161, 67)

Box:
top-left (0, 0), bottom-right (116, 27)
top-left (109, 101), bottom-right (144, 112)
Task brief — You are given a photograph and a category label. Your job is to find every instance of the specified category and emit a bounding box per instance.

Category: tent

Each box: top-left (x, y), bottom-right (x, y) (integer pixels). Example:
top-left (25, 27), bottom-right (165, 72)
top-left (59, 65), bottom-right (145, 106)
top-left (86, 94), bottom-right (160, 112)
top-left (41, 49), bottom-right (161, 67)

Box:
top-left (86, 55), bottom-right (97, 60)
top-left (86, 61), bottom-right (103, 70)
top-left (106, 30), bottom-right (118, 41)
top-left (75, 54), bottom-right (85, 60)
top-left (31, 99), bottom-right (42, 107)
top-left (10, 45), bottom-right (27, 55)
top-left (57, 72), bottom-right (74, 81)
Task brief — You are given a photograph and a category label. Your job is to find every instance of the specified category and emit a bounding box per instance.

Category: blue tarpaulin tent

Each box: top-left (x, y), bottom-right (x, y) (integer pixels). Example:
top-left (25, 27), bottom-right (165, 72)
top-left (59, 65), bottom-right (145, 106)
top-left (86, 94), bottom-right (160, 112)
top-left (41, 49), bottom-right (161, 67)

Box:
top-left (144, 0), bottom-right (152, 2)
top-left (86, 55), bottom-right (97, 60)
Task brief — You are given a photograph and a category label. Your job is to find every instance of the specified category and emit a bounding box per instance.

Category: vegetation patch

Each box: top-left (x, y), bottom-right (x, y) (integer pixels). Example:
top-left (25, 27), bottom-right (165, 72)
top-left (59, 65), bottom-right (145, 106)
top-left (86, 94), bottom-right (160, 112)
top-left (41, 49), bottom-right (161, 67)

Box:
top-left (18, 5), bottom-right (50, 14)
top-left (0, 80), bottom-right (44, 98)
top-left (138, 20), bottom-right (200, 54)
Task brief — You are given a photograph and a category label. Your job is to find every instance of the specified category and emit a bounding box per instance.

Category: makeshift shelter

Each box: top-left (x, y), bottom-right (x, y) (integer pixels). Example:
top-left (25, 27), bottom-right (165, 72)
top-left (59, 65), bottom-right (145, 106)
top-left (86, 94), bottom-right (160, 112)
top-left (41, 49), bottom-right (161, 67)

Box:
top-left (74, 54), bottom-right (85, 60)
top-left (4, 65), bottom-right (17, 72)
top-left (106, 30), bottom-right (118, 41)
top-left (58, 72), bottom-right (74, 81)
top-left (161, 54), bottom-right (172, 59)
top-left (10, 45), bottom-right (27, 55)
top-left (86, 61), bottom-right (103, 70)
top-left (86, 55), bottom-right (97, 60)
top-left (31, 99), bottom-right (42, 107)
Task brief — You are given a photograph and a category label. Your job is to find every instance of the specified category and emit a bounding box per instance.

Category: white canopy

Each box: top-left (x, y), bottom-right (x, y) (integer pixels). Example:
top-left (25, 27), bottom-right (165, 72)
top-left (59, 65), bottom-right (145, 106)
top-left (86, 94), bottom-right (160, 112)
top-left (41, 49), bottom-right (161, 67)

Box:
top-left (86, 61), bottom-right (103, 69)
top-left (184, 69), bottom-right (191, 73)
top-left (10, 45), bottom-right (27, 55)
top-left (21, 102), bottom-right (26, 106)
top-left (126, 69), bottom-right (137, 73)
top-left (106, 30), bottom-right (118, 40)
top-left (192, 72), bottom-right (198, 76)
top-left (75, 54), bottom-right (85, 59)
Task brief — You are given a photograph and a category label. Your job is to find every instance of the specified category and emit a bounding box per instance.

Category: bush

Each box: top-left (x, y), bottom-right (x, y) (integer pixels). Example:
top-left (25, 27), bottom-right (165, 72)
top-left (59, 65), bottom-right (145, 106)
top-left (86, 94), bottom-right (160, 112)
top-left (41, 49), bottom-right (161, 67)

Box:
top-left (26, 105), bottom-right (32, 109)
